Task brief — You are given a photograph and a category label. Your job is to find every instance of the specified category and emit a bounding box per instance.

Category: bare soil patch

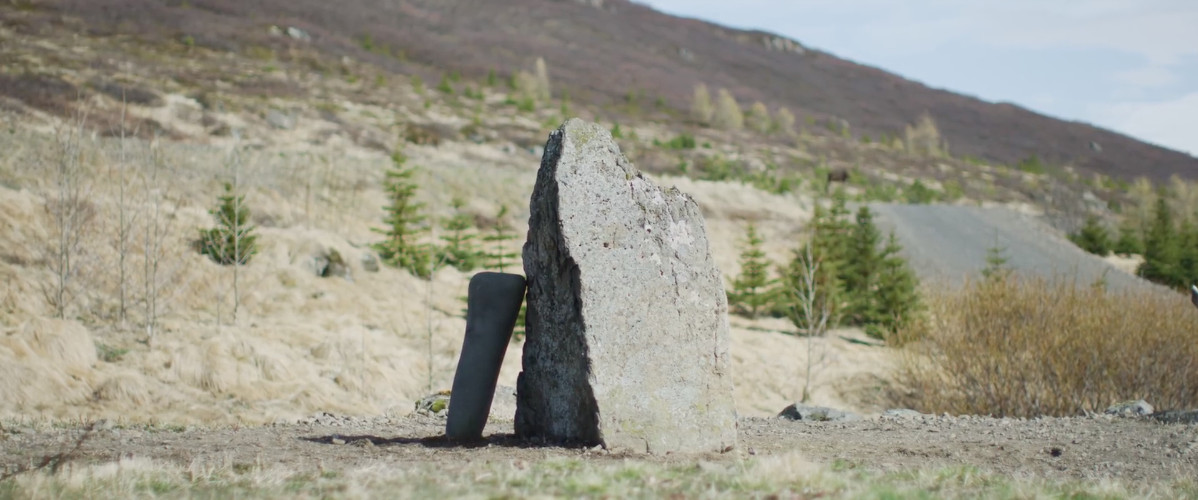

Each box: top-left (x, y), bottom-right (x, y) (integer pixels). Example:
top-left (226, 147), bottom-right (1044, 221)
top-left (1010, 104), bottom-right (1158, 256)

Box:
top-left (3, 413), bottom-right (1195, 486)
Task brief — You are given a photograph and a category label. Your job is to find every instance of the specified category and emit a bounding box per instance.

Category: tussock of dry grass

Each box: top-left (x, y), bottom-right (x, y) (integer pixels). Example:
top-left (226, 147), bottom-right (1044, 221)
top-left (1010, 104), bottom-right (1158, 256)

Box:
top-left (899, 276), bottom-right (1198, 417)
top-left (2, 453), bottom-right (1191, 499)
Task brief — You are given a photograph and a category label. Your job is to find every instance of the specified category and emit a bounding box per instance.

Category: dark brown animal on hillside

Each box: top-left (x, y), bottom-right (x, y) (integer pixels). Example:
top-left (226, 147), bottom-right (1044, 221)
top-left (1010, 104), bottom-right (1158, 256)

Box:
top-left (825, 169), bottom-right (849, 193)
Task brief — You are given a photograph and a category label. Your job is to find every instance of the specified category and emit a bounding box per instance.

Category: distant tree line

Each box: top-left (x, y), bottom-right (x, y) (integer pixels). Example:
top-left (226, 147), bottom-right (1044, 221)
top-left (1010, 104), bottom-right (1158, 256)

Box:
top-left (1070, 185), bottom-right (1198, 290)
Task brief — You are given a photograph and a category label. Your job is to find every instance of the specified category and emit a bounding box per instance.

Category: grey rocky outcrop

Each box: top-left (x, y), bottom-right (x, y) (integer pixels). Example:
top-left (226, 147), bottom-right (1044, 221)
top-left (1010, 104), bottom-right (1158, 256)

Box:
top-left (515, 118), bottom-right (737, 454)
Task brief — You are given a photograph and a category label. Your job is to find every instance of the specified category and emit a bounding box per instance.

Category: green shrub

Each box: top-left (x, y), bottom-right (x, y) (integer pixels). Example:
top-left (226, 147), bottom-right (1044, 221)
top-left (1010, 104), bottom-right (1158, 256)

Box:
top-left (436, 74), bottom-right (454, 94)
top-left (199, 183), bottom-right (258, 266)
top-left (903, 179), bottom-right (938, 204)
top-left (664, 134), bottom-right (696, 149)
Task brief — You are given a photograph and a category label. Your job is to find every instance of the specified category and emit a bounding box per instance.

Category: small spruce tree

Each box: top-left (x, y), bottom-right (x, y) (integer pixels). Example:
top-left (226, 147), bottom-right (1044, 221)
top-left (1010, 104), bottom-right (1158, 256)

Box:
top-left (728, 222), bottom-right (777, 318)
top-left (981, 239), bottom-right (1012, 282)
top-left (842, 206), bottom-right (883, 326)
top-left (199, 182), bottom-right (258, 265)
top-left (483, 204), bottom-right (520, 272)
top-left (1113, 217), bottom-right (1143, 255)
top-left (372, 150), bottom-right (431, 279)
top-left (1138, 194), bottom-right (1180, 287)
top-left (1069, 215), bottom-right (1112, 256)
top-left (439, 197), bottom-right (483, 272)
top-left (870, 232), bottom-right (921, 338)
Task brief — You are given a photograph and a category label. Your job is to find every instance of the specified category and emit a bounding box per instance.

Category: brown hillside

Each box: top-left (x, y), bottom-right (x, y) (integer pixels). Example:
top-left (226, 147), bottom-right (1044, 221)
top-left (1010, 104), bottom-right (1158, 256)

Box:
top-left (4, 0), bottom-right (1196, 182)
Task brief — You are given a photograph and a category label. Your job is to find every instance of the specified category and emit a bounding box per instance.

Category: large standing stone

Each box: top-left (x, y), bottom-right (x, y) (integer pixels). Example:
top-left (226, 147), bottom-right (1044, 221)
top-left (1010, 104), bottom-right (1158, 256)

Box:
top-left (516, 118), bottom-right (737, 454)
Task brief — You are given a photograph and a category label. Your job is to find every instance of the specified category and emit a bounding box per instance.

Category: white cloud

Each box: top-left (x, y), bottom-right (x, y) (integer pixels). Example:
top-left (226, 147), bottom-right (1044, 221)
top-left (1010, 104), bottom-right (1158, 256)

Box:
top-left (1113, 64), bottom-right (1180, 89)
top-left (1089, 92), bottom-right (1198, 156)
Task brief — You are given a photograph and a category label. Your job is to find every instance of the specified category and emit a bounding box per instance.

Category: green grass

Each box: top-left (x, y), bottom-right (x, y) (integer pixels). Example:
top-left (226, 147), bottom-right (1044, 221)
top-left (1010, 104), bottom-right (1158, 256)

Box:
top-left (1, 454), bottom-right (1190, 499)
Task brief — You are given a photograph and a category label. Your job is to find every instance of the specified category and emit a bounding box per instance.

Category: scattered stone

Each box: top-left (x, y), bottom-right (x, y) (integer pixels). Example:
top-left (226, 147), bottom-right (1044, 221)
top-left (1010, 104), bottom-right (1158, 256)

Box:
top-left (778, 404), bottom-right (862, 422)
top-left (882, 409), bottom-right (929, 419)
top-left (292, 240), bottom-right (352, 280)
top-left (330, 437), bottom-right (346, 445)
top-left (415, 391), bottom-right (452, 417)
top-left (516, 118), bottom-right (737, 454)
top-left (286, 26), bottom-right (311, 42)
top-left (266, 110), bottom-right (295, 130)
top-left (360, 251), bottom-right (380, 273)
top-left (1151, 409), bottom-right (1198, 424)
top-left (1105, 400), bottom-right (1154, 417)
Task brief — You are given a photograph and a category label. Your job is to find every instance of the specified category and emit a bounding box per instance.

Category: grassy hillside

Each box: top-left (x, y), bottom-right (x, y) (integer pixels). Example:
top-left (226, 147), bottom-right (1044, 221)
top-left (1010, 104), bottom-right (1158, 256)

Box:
top-left (5, 0), bottom-right (1197, 182)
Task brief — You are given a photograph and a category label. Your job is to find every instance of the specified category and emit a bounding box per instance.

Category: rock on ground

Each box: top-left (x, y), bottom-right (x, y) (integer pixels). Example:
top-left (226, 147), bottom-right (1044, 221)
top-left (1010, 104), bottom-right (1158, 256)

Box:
top-left (515, 118), bottom-right (737, 454)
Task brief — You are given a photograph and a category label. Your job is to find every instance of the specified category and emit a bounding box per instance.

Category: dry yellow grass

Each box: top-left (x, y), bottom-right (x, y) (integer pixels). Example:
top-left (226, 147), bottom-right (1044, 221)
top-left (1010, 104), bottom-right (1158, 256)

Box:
top-left (898, 275), bottom-right (1198, 417)
top-left (0, 100), bottom-right (876, 426)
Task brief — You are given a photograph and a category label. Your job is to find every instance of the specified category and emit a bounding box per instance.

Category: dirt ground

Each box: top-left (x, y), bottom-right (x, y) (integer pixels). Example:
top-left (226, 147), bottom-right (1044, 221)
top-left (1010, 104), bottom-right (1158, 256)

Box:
top-left (3, 412), bottom-right (1196, 486)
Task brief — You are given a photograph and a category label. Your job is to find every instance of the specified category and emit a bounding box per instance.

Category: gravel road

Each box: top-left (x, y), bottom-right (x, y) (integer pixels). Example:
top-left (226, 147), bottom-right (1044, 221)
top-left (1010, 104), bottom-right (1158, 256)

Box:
top-left (868, 203), bottom-right (1158, 292)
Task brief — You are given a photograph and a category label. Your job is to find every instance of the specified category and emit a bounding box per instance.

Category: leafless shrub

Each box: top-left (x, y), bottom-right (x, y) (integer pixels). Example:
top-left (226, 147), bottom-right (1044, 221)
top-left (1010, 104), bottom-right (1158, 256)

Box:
top-left (747, 101), bottom-right (770, 134)
top-left (903, 113), bottom-right (948, 157)
top-left (712, 88), bottom-right (743, 131)
top-left (788, 243), bottom-right (831, 403)
top-left (690, 83), bottom-right (713, 126)
top-left (897, 275), bottom-right (1198, 417)
top-left (40, 111), bottom-right (97, 319)
top-left (774, 106), bottom-right (796, 137)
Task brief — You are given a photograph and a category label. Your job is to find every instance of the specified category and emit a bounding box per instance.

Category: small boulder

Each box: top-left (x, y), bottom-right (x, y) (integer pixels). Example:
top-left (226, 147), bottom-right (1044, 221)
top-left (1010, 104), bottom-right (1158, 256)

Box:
top-left (266, 110), bottom-right (295, 130)
top-left (1105, 399), bottom-right (1153, 417)
top-left (291, 240), bottom-right (351, 280)
top-left (778, 404), bottom-right (861, 422)
top-left (415, 391), bottom-right (452, 417)
top-left (360, 251), bottom-right (380, 273)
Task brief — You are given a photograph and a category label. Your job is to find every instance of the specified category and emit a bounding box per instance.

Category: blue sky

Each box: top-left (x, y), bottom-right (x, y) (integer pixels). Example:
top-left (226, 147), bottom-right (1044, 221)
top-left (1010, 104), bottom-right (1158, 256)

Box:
top-left (638, 0), bottom-right (1198, 157)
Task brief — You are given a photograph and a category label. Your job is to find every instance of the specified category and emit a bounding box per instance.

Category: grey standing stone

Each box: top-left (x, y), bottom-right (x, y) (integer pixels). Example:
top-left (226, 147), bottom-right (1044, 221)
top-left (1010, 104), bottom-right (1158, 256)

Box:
top-left (446, 272), bottom-right (526, 441)
top-left (516, 118), bottom-right (737, 454)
